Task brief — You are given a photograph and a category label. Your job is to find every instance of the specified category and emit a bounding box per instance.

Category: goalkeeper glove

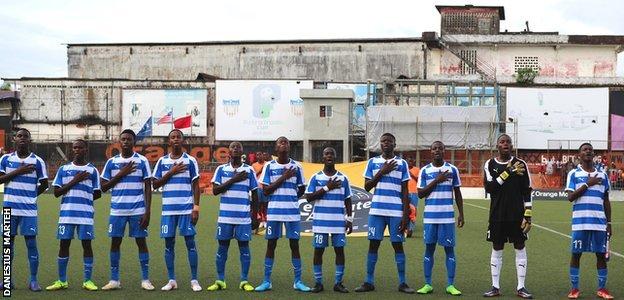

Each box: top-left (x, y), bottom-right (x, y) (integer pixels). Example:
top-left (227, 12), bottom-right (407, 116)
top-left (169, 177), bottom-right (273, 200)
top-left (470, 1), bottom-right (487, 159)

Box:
top-left (521, 209), bottom-right (532, 234)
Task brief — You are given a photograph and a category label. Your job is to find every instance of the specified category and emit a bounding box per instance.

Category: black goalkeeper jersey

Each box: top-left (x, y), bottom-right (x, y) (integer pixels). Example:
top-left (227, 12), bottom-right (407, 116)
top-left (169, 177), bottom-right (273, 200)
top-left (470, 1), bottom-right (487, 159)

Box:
top-left (483, 156), bottom-right (532, 222)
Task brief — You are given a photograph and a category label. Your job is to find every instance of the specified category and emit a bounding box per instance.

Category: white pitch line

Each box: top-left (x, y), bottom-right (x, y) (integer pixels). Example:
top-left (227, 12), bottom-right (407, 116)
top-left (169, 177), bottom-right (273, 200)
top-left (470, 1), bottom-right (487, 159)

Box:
top-left (464, 202), bottom-right (624, 259)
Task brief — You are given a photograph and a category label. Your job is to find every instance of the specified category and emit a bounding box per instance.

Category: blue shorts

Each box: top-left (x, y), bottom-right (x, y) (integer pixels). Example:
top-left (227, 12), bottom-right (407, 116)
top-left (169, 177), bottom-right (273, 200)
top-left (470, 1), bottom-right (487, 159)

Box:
top-left (216, 223), bottom-right (252, 241)
top-left (160, 214), bottom-right (196, 238)
top-left (265, 221), bottom-right (300, 240)
top-left (409, 193), bottom-right (419, 206)
top-left (9, 216), bottom-right (37, 236)
top-left (108, 215), bottom-right (148, 238)
top-left (423, 223), bottom-right (455, 247)
top-left (313, 233), bottom-right (346, 248)
top-left (571, 230), bottom-right (607, 253)
top-left (57, 224), bottom-right (94, 240)
top-left (367, 215), bottom-right (404, 243)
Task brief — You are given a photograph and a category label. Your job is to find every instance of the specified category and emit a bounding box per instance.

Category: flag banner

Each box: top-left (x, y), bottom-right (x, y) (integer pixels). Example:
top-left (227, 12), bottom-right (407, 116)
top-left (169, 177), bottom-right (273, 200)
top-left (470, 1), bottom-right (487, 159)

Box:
top-left (173, 115), bottom-right (192, 129)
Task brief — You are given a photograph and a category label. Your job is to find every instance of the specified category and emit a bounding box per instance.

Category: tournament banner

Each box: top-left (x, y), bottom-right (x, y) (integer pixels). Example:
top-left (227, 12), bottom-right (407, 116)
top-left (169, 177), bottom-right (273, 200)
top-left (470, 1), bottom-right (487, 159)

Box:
top-left (216, 80), bottom-right (313, 141)
top-left (122, 89), bottom-right (208, 136)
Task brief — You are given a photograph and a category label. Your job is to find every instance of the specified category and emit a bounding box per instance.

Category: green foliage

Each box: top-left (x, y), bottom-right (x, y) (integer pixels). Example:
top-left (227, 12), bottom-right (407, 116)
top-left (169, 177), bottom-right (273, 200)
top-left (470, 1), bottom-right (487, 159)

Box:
top-left (514, 67), bottom-right (539, 85)
top-left (0, 82), bottom-right (11, 91)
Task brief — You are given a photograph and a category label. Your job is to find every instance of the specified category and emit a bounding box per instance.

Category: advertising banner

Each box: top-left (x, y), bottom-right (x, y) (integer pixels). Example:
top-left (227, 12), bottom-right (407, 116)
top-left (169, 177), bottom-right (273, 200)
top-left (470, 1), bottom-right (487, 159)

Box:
top-left (122, 89), bottom-right (207, 136)
top-left (216, 80), bottom-right (313, 141)
top-left (506, 88), bottom-right (609, 149)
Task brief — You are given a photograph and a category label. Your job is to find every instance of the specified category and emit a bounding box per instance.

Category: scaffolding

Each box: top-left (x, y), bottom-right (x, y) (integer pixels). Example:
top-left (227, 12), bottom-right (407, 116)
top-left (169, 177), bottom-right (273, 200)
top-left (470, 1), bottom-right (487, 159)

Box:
top-left (364, 79), bottom-right (515, 177)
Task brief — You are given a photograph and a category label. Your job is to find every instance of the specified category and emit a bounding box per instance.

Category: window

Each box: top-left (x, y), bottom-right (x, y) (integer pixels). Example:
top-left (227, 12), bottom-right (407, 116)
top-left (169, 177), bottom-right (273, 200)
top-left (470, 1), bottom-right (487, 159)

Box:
top-left (514, 56), bottom-right (540, 73)
top-left (319, 105), bottom-right (333, 118)
top-left (460, 50), bottom-right (477, 75)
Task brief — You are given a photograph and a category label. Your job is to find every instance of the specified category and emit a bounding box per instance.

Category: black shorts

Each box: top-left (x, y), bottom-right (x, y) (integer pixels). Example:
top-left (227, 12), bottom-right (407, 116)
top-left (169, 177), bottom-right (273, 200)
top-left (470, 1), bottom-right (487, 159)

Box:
top-left (487, 221), bottom-right (527, 244)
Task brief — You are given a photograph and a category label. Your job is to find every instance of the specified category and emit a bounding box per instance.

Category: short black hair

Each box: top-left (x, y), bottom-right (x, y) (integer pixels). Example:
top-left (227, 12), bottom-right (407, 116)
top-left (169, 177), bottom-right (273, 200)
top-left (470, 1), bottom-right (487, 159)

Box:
top-left (431, 140), bottom-right (444, 148)
top-left (74, 139), bottom-right (88, 148)
top-left (578, 142), bottom-right (593, 151)
top-left (229, 141), bottom-right (243, 149)
top-left (168, 129), bottom-right (184, 138)
top-left (497, 133), bottom-right (511, 142)
top-left (323, 147), bottom-right (336, 155)
top-left (381, 132), bottom-right (396, 141)
top-left (120, 129), bottom-right (136, 139)
top-left (15, 128), bottom-right (31, 137)
top-left (276, 136), bottom-right (288, 143)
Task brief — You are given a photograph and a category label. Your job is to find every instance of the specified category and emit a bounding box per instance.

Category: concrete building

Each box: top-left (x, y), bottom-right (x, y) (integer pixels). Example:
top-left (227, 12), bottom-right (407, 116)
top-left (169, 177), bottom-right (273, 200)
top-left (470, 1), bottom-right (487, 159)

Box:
top-left (63, 5), bottom-right (624, 85)
top-left (67, 39), bottom-right (426, 82)
top-left (300, 89), bottom-right (354, 163)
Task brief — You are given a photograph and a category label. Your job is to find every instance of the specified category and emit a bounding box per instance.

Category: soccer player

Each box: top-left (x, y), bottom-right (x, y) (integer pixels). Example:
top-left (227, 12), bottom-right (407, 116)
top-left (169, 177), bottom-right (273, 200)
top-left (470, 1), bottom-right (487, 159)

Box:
top-left (565, 143), bottom-right (613, 299)
top-left (0, 128), bottom-right (48, 291)
top-left (254, 136), bottom-right (311, 292)
top-left (152, 129), bottom-right (202, 291)
top-left (100, 129), bottom-right (154, 291)
top-left (252, 151), bottom-right (267, 234)
top-left (483, 134), bottom-right (533, 299)
top-left (415, 141), bottom-right (464, 296)
top-left (305, 147), bottom-right (353, 293)
top-left (355, 133), bottom-right (414, 294)
top-left (46, 139), bottom-right (101, 291)
top-left (208, 141), bottom-right (259, 292)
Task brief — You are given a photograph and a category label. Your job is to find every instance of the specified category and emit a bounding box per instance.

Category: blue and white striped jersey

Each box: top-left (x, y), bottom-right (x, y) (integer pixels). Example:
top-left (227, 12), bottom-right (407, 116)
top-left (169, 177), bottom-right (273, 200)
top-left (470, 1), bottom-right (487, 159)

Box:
top-left (260, 159), bottom-right (305, 222)
top-left (0, 152), bottom-right (48, 217)
top-left (305, 171), bottom-right (352, 234)
top-left (53, 162), bottom-right (101, 225)
top-left (417, 162), bottom-right (461, 224)
top-left (153, 153), bottom-right (199, 216)
top-left (565, 167), bottom-right (609, 231)
top-left (211, 163), bottom-right (258, 224)
top-left (101, 152), bottom-right (151, 216)
top-left (363, 156), bottom-right (409, 218)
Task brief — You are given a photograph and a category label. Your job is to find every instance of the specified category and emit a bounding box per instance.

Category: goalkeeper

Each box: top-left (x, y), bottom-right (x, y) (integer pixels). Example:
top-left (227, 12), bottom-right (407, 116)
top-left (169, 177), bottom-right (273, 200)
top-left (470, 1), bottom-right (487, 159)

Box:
top-left (482, 134), bottom-right (534, 299)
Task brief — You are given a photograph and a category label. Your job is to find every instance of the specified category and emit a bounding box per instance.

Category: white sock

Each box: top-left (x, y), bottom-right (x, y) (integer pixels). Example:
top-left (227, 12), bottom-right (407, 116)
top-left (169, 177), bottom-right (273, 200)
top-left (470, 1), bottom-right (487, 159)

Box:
top-left (490, 249), bottom-right (503, 289)
top-left (515, 248), bottom-right (527, 290)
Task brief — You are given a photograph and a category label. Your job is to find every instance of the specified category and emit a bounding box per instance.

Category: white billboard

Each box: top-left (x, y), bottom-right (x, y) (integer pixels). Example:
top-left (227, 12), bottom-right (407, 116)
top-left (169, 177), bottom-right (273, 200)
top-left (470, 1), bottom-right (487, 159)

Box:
top-left (506, 87), bottom-right (609, 149)
top-left (216, 80), bottom-right (313, 141)
top-left (122, 89), bottom-right (207, 136)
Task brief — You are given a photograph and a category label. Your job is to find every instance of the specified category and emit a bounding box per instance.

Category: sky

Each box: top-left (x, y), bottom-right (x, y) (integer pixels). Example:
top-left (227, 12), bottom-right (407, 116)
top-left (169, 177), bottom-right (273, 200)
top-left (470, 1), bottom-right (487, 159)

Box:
top-left (1, 0), bottom-right (623, 79)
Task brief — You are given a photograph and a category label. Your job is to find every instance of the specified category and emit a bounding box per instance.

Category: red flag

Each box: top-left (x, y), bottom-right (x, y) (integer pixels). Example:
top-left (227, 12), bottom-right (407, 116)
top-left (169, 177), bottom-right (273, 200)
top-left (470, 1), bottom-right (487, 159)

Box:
top-left (173, 115), bottom-right (192, 129)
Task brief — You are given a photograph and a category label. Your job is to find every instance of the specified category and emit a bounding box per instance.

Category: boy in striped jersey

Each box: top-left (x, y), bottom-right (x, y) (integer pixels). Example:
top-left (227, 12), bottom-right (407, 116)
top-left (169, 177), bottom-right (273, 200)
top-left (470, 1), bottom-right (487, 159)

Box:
top-left (483, 134), bottom-right (533, 299)
top-left (100, 129), bottom-right (154, 291)
top-left (305, 147), bottom-right (353, 293)
top-left (355, 133), bottom-right (414, 294)
top-left (0, 128), bottom-right (49, 291)
top-left (255, 136), bottom-right (311, 292)
top-left (415, 141), bottom-right (464, 296)
top-left (208, 141), bottom-right (259, 292)
top-left (46, 139), bottom-right (101, 291)
top-left (152, 129), bottom-right (202, 292)
top-left (565, 143), bottom-right (613, 300)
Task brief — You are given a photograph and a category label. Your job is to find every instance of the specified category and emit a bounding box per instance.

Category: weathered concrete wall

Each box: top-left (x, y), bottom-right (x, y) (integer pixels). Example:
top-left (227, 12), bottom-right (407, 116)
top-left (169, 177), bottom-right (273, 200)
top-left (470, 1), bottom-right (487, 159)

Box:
top-left (435, 43), bottom-right (617, 81)
top-left (67, 41), bottom-right (426, 82)
top-left (10, 79), bottom-right (215, 142)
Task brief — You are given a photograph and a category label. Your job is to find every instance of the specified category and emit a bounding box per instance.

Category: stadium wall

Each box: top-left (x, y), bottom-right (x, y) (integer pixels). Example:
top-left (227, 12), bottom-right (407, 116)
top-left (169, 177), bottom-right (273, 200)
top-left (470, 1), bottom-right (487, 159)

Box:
top-left (67, 40), bottom-right (426, 81)
top-left (6, 78), bottom-right (216, 142)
